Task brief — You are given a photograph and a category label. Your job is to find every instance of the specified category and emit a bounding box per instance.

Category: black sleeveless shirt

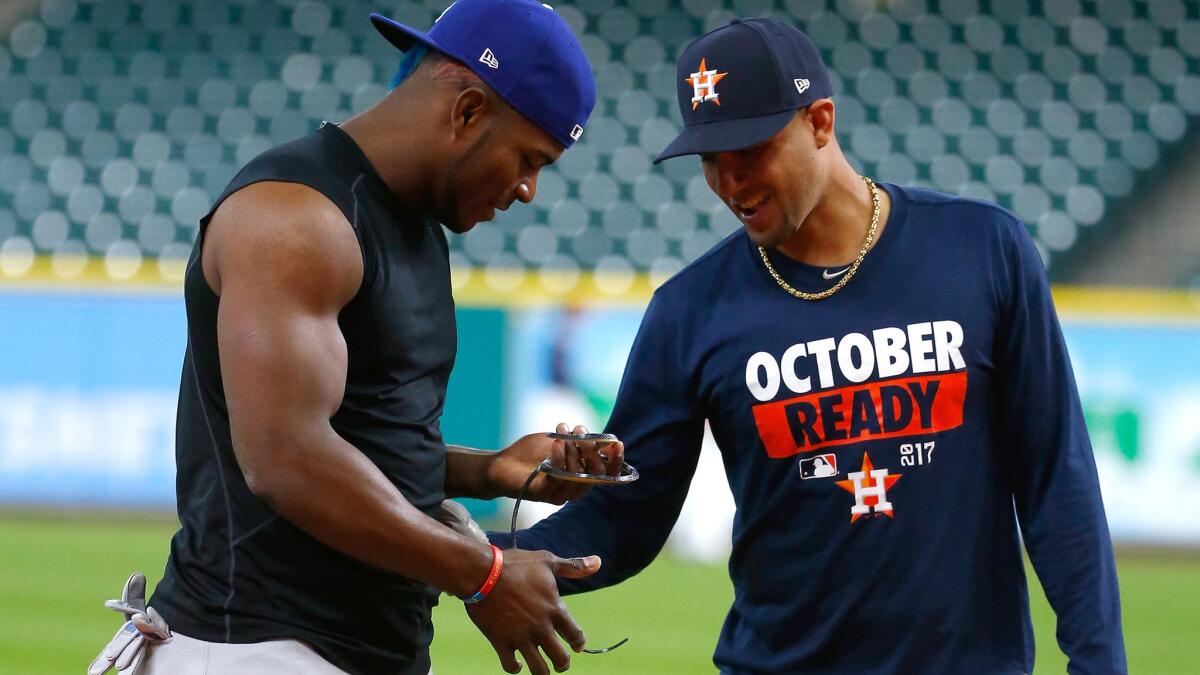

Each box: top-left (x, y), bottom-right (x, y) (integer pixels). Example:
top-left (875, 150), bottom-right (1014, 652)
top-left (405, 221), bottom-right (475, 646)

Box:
top-left (151, 123), bottom-right (456, 674)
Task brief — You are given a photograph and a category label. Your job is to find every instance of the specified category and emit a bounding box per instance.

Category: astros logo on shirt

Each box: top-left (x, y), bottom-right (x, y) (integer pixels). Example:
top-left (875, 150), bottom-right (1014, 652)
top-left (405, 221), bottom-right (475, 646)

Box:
top-left (835, 452), bottom-right (901, 523)
top-left (686, 58), bottom-right (727, 109)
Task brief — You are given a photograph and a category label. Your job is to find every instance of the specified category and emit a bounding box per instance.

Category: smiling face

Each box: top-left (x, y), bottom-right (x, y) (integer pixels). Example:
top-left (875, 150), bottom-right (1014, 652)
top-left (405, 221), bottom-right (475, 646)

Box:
top-left (434, 99), bottom-right (563, 234)
top-left (700, 103), bottom-right (834, 249)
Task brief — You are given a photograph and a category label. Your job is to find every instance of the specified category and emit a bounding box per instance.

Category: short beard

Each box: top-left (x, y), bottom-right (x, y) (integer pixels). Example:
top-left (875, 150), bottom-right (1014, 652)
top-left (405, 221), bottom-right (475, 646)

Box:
top-left (440, 125), bottom-right (494, 232)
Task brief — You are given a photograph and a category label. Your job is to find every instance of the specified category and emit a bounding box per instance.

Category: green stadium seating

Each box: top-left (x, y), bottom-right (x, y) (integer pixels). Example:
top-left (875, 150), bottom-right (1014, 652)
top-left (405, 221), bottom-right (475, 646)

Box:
top-left (1, 0), bottom-right (1198, 284)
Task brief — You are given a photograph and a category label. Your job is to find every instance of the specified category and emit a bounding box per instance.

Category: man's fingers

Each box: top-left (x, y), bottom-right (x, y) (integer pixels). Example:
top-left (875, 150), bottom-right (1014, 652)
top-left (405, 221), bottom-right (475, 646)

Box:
top-left (553, 608), bottom-right (588, 654)
top-left (549, 436), bottom-right (566, 471)
top-left (551, 554), bottom-right (601, 579)
top-left (492, 643), bottom-right (522, 674)
top-left (564, 444), bottom-right (585, 474)
top-left (571, 424), bottom-right (606, 476)
top-left (605, 441), bottom-right (624, 476)
top-left (559, 424), bottom-right (584, 474)
top-left (540, 630), bottom-right (573, 673)
top-left (518, 644), bottom-right (551, 675)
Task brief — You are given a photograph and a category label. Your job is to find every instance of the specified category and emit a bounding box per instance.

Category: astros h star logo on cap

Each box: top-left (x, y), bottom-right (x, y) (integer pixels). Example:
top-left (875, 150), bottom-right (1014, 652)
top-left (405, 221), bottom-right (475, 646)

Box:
top-left (655, 18), bottom-right (835, 163)
top-left (686, 57), bottom-right (727, 109)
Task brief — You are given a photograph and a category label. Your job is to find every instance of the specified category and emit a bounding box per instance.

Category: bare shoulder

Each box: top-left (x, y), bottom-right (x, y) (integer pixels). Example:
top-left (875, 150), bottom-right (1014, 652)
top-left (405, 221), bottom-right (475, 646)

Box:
top-left (204, 181), bottom-right (363, 310)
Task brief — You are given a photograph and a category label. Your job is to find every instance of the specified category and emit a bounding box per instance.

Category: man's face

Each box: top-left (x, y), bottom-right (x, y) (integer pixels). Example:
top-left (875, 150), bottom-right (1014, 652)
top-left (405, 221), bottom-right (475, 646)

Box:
top-left (700, 111), bottom-right (825, 249)
top-left (439, 105), bottom-right (563, 234)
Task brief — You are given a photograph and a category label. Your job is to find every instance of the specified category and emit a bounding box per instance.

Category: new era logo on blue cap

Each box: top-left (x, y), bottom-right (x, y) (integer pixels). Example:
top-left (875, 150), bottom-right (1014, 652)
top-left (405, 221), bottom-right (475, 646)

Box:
top-left (371, 0), bottom-right (596, 148)
top-left (479, 48), bottom-right (500, 69)
top-left (655, 18), bottom-right (834, 163)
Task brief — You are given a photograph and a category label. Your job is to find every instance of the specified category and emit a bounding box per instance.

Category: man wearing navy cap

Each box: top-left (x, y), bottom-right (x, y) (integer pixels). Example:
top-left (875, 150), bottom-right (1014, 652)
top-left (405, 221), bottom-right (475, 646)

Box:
top-left (89, 2), bottom-right (622, 675)
top-left (498, 18), bottom-right (1127, 674)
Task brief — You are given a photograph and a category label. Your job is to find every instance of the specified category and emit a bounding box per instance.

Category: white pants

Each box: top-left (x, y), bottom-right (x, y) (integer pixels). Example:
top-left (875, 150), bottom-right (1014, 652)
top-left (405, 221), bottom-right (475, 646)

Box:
top-left (131, 632), bottom-right (349, 674)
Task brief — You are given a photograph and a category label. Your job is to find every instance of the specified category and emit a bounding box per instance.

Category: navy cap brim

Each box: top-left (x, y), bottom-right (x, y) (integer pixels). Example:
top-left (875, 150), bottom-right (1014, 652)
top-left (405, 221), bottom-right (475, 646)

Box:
top-left (371, 13), bottom-right (443, 54)
top-left (653, 109), bottom-right (797, 163)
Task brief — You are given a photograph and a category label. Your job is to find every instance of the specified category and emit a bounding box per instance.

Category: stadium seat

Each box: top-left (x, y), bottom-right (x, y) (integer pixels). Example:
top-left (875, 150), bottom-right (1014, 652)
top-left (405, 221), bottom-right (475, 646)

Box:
top-left (1, 0), bottom-right (1197, 288)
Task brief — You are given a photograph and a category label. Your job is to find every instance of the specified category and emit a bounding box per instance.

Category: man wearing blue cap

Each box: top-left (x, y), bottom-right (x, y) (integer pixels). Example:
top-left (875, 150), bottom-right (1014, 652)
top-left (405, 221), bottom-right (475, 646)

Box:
top-left (497, 18), bottom-right (1127, 675)
top-left (89, 2), bottom-right (621, 675)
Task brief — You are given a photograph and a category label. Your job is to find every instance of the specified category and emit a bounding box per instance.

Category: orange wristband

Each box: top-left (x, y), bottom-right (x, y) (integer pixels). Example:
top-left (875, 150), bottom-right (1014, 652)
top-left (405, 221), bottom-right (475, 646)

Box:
top-left (460, 544), bottom-right (503, 604)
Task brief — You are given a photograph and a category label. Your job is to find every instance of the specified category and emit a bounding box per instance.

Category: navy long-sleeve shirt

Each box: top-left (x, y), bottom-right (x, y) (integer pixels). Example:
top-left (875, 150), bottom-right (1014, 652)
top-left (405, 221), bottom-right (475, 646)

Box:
top-left (493, 184), bottom-right (1126, 674)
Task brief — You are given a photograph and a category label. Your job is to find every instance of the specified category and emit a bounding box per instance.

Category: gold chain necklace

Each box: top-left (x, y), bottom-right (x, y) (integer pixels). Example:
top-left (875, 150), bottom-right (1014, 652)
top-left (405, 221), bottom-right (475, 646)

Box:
top-left (757, 175), bottom-right (880, 301)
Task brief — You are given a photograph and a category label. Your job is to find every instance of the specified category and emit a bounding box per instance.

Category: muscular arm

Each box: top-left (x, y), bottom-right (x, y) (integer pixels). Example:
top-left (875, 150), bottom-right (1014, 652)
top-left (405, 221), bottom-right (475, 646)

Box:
top-left (206, 182), bottom-right (490, 597)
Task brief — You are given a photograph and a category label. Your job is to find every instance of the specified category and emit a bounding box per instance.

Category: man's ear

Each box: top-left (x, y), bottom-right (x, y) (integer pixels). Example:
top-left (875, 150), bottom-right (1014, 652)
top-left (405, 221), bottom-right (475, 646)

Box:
top-left (450, 86), bottom-right (490, 141)
top-left (807, 99), bottom-right (835, 150)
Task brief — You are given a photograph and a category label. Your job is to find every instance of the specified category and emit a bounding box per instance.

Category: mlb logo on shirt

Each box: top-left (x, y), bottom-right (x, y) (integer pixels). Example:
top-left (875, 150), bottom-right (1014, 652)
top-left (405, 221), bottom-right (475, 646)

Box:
top-left (799, 453), bottom-right (838, 479)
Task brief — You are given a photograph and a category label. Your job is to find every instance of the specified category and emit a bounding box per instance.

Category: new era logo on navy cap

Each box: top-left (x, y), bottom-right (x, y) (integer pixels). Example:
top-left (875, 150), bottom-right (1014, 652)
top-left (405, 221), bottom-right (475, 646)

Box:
top-left (655, 18), bottom-right (833, 163)
top-left (371, 0), bottom-right (596, 149)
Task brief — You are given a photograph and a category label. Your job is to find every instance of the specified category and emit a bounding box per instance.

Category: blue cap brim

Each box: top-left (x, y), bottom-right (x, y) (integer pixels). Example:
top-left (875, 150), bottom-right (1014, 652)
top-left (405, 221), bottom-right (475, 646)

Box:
top-left (371, 13), bottom-right (446, 55)
top-left (653, 109), bottom-right (797, 163)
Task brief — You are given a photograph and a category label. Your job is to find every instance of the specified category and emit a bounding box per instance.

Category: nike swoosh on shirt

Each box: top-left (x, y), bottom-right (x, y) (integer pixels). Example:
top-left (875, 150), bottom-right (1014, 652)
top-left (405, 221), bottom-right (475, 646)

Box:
top-left (822, 266), bottom-right (851, 280)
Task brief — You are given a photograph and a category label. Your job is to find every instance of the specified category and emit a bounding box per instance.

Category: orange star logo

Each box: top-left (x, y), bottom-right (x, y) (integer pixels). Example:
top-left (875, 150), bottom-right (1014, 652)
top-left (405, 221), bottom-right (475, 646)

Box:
top-left (835, 452), bottom-right (902, 523)
top-left (686, 57), bottom-right (728, 110)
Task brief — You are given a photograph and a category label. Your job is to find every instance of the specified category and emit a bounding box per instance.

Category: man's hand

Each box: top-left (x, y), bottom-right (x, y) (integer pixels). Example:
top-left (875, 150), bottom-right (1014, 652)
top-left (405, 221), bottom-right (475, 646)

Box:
top-left (487, 424), bottom-right (625, 504)
top-left (466, 549), bottom-right (600, 674)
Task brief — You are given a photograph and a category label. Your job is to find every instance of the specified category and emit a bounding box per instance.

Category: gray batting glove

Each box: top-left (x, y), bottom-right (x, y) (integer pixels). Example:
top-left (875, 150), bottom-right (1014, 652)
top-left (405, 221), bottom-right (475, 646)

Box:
top-left (88, 572), bottom-right (171, 675)
top-left (438, 499), bottom-right (488, 543)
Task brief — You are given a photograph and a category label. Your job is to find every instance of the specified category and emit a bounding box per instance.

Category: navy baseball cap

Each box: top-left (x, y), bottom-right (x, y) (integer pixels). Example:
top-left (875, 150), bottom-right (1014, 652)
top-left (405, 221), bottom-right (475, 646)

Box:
top-left (371, 0), bottom-right (596, 149)
top-left (654, 18), bottom-right (833, 163)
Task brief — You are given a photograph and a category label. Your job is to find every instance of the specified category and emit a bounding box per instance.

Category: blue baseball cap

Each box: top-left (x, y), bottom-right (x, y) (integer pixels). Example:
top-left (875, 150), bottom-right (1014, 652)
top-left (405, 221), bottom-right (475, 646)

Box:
top-left (371, 0), bottom-right (596, 149)
top-left (654, 18), bottom-right (833, 163)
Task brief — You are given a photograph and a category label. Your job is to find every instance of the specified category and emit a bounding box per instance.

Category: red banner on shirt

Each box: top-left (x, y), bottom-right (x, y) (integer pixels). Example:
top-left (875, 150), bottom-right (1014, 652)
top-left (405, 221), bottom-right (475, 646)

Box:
top-left (752, 371), bottom-right (967, 457)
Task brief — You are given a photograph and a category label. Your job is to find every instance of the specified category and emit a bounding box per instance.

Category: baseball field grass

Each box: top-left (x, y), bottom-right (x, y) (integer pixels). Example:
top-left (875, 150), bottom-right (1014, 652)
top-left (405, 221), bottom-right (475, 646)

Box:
top-left (1, 511), bottom-right (1197, 674)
